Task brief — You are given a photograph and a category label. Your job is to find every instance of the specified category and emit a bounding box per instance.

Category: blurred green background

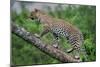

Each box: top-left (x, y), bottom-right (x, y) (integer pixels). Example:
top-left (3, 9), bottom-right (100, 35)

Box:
top-left (11, 4), bottom-right (96, 65)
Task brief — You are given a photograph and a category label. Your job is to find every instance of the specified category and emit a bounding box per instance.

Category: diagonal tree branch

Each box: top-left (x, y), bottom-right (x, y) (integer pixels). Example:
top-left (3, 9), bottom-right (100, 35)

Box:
top-left (11, 23), bottom-right (80, 63)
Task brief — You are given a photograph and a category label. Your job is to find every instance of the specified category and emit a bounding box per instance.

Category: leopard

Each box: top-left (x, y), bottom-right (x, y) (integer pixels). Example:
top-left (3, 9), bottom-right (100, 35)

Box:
top-left (28, 9), bottom-right (87, 60)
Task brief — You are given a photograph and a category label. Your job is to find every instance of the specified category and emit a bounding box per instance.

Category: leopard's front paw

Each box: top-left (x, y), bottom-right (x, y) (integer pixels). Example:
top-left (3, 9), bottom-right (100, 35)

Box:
top-left (34, 33), bottom-right (40, 38)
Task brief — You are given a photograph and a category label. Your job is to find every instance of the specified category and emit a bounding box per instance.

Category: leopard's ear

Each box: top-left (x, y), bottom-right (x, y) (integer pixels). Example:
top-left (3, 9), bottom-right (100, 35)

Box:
top-left (34, 8), bottom-right (39, 12)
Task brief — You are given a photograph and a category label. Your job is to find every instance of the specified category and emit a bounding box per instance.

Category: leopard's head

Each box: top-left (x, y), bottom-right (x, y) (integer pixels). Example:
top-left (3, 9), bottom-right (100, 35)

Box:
top-left (29, 9), bottom-right (39, 20)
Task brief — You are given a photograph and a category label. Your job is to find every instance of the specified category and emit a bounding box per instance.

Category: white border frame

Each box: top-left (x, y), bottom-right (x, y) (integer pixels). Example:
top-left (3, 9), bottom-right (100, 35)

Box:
top-left (0, 0), bottom-right (98, 67)
top-left (19, 0), bottom-right (96, 5)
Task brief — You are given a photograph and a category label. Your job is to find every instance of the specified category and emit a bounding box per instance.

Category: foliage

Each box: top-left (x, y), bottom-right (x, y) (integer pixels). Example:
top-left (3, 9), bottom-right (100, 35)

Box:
top-left (11, 4), bottom-right (96, 65)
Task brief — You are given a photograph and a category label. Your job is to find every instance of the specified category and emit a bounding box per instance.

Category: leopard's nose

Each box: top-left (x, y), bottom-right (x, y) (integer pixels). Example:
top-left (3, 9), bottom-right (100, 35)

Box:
top-left (28, 16), bottom-right (34, 20)
top-left (31, 17), bottom-right (34, 20)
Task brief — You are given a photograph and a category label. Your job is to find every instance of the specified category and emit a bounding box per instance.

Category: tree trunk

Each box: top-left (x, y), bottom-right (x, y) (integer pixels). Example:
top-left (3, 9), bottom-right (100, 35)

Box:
top-left (11, 23), bottom-right (80, 63)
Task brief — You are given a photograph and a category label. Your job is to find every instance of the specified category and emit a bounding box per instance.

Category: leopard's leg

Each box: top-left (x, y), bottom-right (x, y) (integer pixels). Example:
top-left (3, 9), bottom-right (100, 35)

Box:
top-left (66, 37), bottom-right (74, 53)
top-left (52, 33), bottom-right (60, 49)
top-left (72, 47), bottom-right (81, 60)
top-left (35, 25), bottom-right (49, 38)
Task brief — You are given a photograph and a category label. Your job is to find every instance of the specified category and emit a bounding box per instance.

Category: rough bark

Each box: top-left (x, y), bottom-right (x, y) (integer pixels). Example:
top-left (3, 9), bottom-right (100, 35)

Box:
top-left (11, 23), bottom-right (80, 63)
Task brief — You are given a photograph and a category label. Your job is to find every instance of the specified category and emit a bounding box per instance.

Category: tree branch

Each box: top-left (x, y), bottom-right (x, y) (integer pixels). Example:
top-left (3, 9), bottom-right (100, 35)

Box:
top-left (11, 23), bottom-right (80, 63)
